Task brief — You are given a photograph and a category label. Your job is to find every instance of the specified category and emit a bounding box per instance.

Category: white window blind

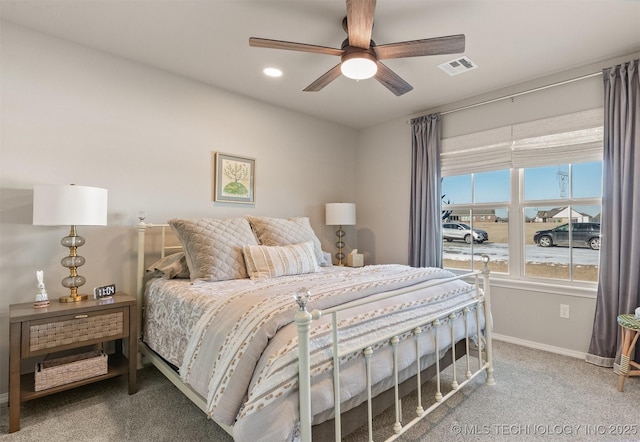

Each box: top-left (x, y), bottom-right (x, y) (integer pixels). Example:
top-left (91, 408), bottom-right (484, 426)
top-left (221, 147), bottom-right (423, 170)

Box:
top-left (441, 108), bottom-right (603, 176)
top-left (441, 127), bottom-right (513, 176)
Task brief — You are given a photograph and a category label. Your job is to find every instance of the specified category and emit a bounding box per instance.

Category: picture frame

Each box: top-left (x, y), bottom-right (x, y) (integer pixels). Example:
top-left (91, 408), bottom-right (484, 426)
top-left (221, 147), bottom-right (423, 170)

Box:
top-left (212, 152), bottom-right (256, 204)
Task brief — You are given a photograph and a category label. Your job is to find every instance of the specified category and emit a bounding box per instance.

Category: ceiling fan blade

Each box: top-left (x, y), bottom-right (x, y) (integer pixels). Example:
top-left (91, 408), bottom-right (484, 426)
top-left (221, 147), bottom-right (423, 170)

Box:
top-left (303, 64), bottom-right (343, 92)
top-left (375, 62), bottom-right (413, 96)
top-left (374, 34), bottom-right (465, 60)
top-left (249, 37), bottom-right (343, 56)
top-left (346, 0), bottom-right (376, 49)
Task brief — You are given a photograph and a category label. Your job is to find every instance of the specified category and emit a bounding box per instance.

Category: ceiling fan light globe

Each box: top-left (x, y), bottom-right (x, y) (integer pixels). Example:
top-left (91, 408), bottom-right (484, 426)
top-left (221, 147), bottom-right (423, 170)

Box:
top-left (341, 55), bottom-right (377, 80)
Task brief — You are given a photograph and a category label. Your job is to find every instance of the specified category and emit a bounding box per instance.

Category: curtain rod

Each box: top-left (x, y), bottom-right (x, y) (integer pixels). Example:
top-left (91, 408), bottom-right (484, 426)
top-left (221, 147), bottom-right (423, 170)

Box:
top-left (408, 71), bottom-right (602, 121)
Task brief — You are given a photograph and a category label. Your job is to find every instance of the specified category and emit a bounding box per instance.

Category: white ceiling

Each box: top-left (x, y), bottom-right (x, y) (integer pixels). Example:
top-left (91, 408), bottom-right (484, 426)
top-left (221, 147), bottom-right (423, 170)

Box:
top-left (2, 0), bottom-right (639, 129)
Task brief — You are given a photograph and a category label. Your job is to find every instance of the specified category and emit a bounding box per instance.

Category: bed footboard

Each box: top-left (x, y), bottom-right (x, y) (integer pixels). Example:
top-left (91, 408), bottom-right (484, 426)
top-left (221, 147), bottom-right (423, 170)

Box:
top-left (295, 260), bottom-right (494, 441)
top-left (311, 339), bottom-right (466, 441)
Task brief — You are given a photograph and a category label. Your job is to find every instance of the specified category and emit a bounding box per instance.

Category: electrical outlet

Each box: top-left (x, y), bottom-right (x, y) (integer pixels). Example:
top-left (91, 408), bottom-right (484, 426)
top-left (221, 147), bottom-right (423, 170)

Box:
top-left (560, 304), bottom-right (570, 319)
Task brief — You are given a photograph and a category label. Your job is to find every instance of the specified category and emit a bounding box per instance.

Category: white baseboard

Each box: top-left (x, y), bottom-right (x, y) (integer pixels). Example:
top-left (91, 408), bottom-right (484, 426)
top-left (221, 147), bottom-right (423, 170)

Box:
top-left (0, 392), bottom-right (7, 404)
top-left (492, 333), bottom-right (587, 360)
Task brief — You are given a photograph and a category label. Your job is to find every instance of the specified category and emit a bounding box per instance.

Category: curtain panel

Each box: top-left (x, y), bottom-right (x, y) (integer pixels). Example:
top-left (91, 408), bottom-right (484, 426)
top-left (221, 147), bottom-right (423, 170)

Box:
top-left (409, 113), bottom-right (442, 268)
top-left (586, 59), bottom-right (640, 369)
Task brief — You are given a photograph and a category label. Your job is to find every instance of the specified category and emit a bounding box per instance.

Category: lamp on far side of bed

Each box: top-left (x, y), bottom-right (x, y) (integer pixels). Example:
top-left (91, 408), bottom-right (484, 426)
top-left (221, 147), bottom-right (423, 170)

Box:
top-left (33, 184), bottom-right (108, 303)
top-left (325, 203), bottom-right (356, 266)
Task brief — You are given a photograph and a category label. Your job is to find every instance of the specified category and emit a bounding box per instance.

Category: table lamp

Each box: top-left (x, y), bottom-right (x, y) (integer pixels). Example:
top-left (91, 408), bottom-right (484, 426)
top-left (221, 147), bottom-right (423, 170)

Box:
top-left (325, 203), bottom-right (356, 266)
top-left (33, 184), bottom-right (108, 302)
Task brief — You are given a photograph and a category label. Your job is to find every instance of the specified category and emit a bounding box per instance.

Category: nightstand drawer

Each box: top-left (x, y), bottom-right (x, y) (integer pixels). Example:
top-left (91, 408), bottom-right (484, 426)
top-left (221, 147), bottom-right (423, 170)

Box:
top-left (22, 307), bottom-right (128, 357)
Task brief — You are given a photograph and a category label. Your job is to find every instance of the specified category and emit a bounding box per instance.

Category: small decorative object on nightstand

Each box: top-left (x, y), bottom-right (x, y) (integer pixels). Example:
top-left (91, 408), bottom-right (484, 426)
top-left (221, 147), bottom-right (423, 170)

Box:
top-left (33, 270), bottom-right (50, 309)
top-left (616, 313), bottom-right (640, 392)
top-left (347, 249), bottom-right (364, 267)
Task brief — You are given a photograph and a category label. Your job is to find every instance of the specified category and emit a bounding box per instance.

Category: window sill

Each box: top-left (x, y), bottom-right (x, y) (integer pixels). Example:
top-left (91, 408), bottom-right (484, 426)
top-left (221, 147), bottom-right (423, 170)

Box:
top-left (490, 276), bottom-right (597, 298)
top-left (449, 269), bottom-right (597, 299)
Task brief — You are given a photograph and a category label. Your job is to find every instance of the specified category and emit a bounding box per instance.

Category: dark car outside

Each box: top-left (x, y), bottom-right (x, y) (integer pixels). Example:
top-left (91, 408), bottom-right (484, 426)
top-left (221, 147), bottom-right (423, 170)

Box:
top-left (533, 222), bottom-right (600, 250)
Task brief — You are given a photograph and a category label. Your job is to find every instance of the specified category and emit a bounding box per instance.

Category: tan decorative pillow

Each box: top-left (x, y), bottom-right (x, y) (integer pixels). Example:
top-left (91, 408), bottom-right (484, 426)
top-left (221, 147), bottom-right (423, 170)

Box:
top-left (246, 216), bottom-right (327, 265)
top-left (168, 218), bottom-right (258, 281)
top-left (243, 241), bottom-right (319, 280)
top-left (146, 252), bottom-right (190, 279)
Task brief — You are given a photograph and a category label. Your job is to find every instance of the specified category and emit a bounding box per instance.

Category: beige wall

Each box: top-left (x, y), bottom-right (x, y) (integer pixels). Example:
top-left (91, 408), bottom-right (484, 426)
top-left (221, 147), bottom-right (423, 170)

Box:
top-left (355, 118), bottom-right (412, 266)
top-left (0, 23), bottom-right (358, 395)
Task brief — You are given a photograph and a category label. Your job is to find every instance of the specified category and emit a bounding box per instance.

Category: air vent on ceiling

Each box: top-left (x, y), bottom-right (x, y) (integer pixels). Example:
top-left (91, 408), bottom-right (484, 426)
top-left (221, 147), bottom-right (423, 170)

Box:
top-left (438, 56), bottom-right (478, 76)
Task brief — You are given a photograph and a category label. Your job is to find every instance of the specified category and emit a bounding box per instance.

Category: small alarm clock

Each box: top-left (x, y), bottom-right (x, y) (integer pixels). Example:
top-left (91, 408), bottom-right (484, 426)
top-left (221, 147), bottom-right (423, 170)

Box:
top-left (93, 284), bottom-right (116, 299)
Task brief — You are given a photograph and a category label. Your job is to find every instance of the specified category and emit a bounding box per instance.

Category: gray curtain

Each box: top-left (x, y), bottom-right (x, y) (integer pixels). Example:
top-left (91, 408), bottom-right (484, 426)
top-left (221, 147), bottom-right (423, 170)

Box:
top-left (409, 113), bottom-right (442, 268)
top-left (586, 59), bottom-right (640, 368)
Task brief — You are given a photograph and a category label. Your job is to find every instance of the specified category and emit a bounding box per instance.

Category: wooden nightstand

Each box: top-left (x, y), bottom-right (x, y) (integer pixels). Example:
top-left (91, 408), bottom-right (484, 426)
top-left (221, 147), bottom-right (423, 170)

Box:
top-left (8, 292), bottom-right (137, 432)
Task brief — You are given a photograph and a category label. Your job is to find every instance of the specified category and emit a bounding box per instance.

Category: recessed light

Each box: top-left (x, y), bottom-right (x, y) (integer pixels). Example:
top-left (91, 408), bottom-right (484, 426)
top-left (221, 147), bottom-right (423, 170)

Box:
top-left (263, 67), bottom-right (283, 78)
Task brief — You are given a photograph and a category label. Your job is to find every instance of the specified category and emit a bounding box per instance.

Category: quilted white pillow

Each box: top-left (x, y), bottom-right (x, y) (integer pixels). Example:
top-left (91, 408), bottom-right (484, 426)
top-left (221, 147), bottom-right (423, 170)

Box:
top-left (243, 241), bottom-right (319, 280)
top-left (246, 216), bottom-right (327, 265)
top-left (168, 217), bottom-right (258, 281)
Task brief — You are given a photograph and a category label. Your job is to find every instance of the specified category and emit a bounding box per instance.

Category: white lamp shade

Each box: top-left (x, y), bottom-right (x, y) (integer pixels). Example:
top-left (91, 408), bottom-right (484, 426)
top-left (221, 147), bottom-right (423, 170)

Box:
top-left (33, 184), bottom-right (108, 226)
top-left (325, 203), bottom-right (356, 226)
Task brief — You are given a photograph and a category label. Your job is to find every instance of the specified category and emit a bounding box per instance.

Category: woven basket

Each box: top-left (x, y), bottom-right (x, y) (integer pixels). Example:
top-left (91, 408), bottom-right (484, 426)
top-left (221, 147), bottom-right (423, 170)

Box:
top-left (29, 311), bottom-right (123, 352)
top-left (35, 350), bottom-right (108, 391)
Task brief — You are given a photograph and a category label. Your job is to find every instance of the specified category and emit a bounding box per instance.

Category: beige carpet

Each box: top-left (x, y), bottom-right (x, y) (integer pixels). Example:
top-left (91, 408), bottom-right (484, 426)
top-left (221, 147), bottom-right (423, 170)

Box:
top-left (1, 340), bottom-right (638, 441)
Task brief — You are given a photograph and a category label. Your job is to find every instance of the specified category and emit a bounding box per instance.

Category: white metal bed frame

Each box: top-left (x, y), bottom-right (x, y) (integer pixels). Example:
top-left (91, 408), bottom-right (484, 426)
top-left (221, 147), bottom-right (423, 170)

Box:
top-left (136, 221), bottom-right (494, 441)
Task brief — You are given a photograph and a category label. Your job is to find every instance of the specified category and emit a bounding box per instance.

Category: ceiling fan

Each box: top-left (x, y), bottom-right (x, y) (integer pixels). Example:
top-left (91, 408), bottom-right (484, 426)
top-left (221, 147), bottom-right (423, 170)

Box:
top-left (249, 0), bottom-right (465, 96)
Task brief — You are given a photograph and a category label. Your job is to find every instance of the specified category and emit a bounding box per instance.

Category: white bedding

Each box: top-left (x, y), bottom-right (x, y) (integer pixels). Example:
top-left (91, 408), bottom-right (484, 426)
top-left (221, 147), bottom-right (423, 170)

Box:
top-left (143, 265), bottom-right (484, 441)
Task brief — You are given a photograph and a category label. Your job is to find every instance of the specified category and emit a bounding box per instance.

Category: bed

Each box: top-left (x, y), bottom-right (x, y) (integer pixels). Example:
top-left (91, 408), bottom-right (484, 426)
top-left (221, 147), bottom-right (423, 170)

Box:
top-left (135, 216), bottom-right (494, 441)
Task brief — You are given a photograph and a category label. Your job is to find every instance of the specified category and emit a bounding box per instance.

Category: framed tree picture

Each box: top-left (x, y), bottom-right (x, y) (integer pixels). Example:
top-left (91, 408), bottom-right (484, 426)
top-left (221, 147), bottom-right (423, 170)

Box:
top-left (212, 152), bottom-right (256, 204)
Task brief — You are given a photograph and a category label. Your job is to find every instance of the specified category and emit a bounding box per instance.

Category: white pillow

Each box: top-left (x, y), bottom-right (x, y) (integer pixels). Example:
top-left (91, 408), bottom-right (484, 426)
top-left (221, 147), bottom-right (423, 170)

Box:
top-left (246, 216), bottom-right (327, 265)
top-left (243, 241), bottom-right (320, 280)
top-left (169, 217), bottom-right (258, 281)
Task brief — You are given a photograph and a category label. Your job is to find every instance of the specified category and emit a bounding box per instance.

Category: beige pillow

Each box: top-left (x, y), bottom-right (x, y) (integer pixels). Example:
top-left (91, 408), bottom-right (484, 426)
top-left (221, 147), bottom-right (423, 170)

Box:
top-left (146, 252), bottom-right (190, 279)
top-left (246, 216), bottom-right (327, 265)
top-left (168, 217), bottom-right (258, 281)
top-left (243, 241), bottom-right (319, 280)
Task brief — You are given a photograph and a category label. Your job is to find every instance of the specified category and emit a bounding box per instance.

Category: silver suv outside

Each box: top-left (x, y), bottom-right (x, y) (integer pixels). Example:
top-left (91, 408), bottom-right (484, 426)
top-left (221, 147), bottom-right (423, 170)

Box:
top-left (443, 222), bottom-right (489, 244)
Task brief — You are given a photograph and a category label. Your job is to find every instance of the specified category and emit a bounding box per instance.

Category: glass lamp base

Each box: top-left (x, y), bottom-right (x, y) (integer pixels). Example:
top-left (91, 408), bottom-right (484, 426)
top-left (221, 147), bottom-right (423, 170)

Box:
top-left (335, 225), bottom-right (346, 266)
top-left (59, 226), bottom-right (89, 303)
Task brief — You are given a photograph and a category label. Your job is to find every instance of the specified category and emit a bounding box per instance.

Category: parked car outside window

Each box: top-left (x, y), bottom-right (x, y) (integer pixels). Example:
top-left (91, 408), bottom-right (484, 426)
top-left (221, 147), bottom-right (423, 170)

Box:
top-left (442, 222), bottom-right (489, 244)
top-left (533, 222), bottom-right (600, 250)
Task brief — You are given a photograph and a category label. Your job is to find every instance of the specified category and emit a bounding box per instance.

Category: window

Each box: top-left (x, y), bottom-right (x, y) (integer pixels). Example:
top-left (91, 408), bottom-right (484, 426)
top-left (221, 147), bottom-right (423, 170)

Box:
top-left (443, 165), bottom-right (601, 282)
top-left (442, 170), bottom-right (509, 274)
top-left (440, 109), bottom-right (603, 284)
top-left (523, 163), bottom-right (601, 282)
